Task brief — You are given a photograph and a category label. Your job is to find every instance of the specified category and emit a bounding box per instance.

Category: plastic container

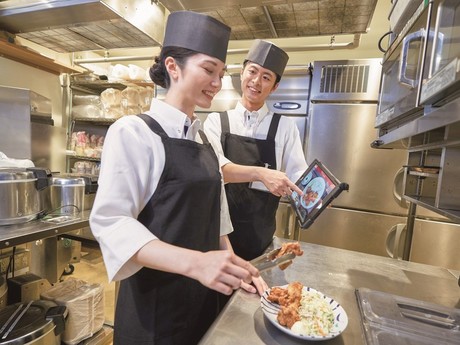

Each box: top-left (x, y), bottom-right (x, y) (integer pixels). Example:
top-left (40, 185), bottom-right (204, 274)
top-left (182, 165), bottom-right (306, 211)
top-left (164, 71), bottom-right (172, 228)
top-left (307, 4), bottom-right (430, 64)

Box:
top-left (71, 104), bottom-right (103, 119)
top-left (356, 287), bottom-right (460, 345)
top-left (128, 64), bottom-right (146, 81)
top-left (40, 278), bottom-right (105, 345)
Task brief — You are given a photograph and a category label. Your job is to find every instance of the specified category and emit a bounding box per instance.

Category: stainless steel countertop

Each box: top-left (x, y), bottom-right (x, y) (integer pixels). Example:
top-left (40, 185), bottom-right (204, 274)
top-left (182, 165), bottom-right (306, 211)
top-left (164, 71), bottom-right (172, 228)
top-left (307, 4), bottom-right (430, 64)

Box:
top-left (199, 237), bottom-right (460, 345)
top-left (0, 210), bottom-right (90, 248)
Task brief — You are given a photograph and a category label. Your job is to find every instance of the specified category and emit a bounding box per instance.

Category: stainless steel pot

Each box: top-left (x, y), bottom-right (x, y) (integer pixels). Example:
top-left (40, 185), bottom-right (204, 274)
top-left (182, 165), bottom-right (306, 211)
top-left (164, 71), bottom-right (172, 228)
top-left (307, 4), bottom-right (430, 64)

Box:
top-left (0, 300), bottom-right (66, 345)
top-left (49, 176), bottom-right (85, 216)
top-left (0, 168), bottom-right (50, 226)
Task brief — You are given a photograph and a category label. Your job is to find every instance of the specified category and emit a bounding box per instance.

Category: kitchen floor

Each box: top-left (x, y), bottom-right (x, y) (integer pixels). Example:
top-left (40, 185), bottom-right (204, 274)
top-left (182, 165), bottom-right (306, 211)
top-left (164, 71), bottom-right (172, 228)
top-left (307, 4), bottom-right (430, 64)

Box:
top-left (62, 245), bottom-right (115, 344)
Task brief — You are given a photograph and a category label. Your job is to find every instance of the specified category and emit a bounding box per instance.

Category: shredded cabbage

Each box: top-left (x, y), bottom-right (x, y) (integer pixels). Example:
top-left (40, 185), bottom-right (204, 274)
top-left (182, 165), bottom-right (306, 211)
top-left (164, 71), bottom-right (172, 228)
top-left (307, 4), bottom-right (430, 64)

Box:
top-left (290, 290), bottom-right (335, 336)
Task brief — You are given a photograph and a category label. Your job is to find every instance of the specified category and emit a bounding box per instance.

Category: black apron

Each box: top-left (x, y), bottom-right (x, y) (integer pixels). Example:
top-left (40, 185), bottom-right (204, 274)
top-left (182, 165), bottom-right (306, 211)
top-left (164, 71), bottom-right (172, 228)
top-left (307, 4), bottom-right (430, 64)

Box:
top-left (220, 111), bottom-right (281, 260)
top-left (113, 114), bottom-right (222, 345)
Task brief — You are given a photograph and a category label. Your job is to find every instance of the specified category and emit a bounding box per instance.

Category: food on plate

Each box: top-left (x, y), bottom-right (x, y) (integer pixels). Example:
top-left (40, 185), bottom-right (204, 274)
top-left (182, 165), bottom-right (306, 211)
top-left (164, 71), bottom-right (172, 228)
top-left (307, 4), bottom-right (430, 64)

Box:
top-left (268, 281), bottom-right (303, 327)
top-left (303, 186), bottom-right (319, 206)
top-left (267, 282), bottom-right (335, 337)
top-left (292, 289), bottom-right (335, 336)
top-left (275, 242), bottom-right (303, 270)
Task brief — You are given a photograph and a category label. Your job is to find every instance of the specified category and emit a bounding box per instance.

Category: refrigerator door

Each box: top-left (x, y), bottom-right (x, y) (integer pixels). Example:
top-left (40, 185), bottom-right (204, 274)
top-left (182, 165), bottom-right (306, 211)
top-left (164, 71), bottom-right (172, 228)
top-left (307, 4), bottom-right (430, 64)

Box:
top-left (410, 218), bottom-right (460, 271)
top-left (279, 114), bottom-right (307, 148)
top-left (298, 207), bottom-right (407, 257)
top-left (306, 103), bottom-right (409, 215)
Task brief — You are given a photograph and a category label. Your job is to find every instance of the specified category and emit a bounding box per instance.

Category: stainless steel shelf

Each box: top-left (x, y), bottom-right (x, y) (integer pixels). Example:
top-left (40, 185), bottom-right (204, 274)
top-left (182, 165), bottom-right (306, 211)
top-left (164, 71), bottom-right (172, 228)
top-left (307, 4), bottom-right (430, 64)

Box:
top-left (73, 117), bottom-right (116, 126)
top-left (375, 97), bottom-right (460, 149)
top-left (0, 210), bottom-right (90, 248)
top-left (66, 154), bottom-right (101, 162)
top-left (71, 80), bottom-right (153, 94)
top-left (404, 195), bottom-right (460, 222)
top-left (407, 171), bottom-right (439, 178)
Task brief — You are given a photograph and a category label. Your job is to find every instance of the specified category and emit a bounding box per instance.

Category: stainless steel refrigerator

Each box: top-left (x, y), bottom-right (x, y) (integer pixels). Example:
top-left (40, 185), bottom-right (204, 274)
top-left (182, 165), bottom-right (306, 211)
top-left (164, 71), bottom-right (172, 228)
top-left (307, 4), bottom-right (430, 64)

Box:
top-left (296, 59), bottom-right (460, 272)
top-left (297, 59), bottom-right (412, 258)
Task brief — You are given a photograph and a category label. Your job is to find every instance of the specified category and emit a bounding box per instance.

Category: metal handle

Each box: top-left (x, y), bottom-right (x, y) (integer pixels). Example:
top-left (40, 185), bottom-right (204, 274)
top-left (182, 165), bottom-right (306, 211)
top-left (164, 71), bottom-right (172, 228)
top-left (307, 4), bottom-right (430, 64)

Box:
top-left (428, 26), bottom-right (445, 77)
top-left (399, 29), bottom-right (425, 87)
top-left (385, 223), bottom-right (407, 259)
top-left (393, 167), bottom-right (409, 208)
top-left (2, 301), bottom-right (33, 339)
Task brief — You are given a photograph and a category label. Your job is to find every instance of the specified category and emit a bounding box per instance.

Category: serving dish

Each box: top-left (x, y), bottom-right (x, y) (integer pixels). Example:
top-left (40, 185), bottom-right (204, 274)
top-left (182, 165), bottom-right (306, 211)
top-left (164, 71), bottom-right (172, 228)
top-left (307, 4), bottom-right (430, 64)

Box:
top-left (261, 285), bottom-right (348, 341)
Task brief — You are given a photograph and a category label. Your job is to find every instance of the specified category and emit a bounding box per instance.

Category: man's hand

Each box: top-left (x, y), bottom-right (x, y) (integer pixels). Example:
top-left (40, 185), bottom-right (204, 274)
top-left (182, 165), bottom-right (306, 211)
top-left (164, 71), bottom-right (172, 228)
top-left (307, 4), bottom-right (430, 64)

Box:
top-left (256, 167), bottom-right (303, 197)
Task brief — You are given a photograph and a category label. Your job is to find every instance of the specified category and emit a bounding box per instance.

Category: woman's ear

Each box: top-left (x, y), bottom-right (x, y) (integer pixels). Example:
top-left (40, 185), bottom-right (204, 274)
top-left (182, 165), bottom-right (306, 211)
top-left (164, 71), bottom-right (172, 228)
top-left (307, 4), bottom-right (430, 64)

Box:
top-left (165, 56), bottom-right (179, 81)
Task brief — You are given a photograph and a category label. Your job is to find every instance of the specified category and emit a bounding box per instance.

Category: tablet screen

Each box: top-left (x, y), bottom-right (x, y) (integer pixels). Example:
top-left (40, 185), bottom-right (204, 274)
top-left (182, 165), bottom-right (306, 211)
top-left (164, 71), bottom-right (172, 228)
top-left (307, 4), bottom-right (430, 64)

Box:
top-left (289, 159), bottom-right (348, 228)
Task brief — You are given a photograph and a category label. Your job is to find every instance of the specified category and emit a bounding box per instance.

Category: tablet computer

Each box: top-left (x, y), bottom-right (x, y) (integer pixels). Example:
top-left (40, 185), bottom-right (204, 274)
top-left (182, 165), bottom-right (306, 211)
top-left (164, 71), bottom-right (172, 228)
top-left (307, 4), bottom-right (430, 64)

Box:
top-left (288, 159), bottom-right (349, 229)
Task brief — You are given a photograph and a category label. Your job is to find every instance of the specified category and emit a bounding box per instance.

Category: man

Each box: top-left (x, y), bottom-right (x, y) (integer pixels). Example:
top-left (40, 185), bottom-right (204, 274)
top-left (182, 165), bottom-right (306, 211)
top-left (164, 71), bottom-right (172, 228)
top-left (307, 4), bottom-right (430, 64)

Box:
top-left (204, 39), bottom-right (307, 261)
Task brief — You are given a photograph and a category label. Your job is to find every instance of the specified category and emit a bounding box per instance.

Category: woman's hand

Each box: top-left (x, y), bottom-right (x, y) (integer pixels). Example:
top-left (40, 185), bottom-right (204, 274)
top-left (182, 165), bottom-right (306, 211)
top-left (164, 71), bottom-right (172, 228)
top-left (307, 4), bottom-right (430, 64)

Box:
top-left (189, 250), bottom-right (260, 296)
top-left (240, 275), bottom-right (269, 295)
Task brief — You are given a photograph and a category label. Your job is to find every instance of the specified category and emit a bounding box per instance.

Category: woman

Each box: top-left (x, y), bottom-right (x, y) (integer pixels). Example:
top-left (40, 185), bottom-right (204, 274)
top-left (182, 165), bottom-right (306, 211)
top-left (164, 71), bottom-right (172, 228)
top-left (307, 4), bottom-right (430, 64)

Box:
top-left (90, 11), bottom-right (265, 345)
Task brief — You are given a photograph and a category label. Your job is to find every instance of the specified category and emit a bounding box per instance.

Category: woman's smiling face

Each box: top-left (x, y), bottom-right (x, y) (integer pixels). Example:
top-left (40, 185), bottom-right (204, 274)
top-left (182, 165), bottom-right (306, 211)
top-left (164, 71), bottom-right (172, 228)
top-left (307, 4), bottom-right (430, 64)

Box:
top-left (175, 53), bottom-right (226, 111)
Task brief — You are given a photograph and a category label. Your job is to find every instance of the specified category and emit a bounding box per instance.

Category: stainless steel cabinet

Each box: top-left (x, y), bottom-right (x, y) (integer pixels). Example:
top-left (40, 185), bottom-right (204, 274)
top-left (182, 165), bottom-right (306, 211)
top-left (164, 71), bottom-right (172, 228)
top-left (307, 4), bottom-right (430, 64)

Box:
top-left (299, 207), bottom-right (407, 257)
top-left (410, 218), bottom-right (460, 270)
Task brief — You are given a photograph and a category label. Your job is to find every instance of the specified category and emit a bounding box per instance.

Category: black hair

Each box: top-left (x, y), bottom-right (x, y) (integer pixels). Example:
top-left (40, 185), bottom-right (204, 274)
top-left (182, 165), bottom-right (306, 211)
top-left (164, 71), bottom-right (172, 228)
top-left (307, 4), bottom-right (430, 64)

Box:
top-left (149, 47), bottom-right (197, 89)
top-left (243, 59), bottom-right (282, 85)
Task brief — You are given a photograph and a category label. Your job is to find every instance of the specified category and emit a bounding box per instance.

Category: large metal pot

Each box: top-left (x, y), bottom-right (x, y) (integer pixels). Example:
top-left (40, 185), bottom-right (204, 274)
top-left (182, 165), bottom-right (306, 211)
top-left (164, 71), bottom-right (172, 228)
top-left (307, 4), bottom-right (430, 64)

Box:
top-left (0, 300), bottom-right (66, 345)
top-left (0, 168), bottom-right (51, 226)
top-left (49, 176), bottom-right (85, 216)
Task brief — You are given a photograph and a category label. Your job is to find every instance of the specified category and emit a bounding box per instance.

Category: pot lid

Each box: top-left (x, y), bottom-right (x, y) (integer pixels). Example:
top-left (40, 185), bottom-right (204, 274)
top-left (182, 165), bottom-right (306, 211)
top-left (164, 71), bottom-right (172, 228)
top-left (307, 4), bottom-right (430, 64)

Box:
top-left (0, 168), bottom-right (35, 181)
top-left (0, 300), bottom-right (63, 344)
top-left (51, 176), bottom-right (85, 186)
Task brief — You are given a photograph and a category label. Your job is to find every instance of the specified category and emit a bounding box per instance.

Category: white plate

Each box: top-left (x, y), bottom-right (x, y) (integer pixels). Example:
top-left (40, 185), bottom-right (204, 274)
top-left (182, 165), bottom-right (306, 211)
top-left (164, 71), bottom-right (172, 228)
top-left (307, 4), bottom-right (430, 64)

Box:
top-left (261, 285), bottom-right (348, 341)
top-left (301, 177), bottom-right (326, 209)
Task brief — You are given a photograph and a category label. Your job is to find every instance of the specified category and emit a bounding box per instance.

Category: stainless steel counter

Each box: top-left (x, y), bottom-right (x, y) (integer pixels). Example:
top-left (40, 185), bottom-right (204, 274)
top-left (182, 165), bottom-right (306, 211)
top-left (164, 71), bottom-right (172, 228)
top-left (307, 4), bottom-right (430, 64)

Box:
top-left (0, 210), bottom-right (90, 248)
top-left (199, 237), bottom-right (460, 345)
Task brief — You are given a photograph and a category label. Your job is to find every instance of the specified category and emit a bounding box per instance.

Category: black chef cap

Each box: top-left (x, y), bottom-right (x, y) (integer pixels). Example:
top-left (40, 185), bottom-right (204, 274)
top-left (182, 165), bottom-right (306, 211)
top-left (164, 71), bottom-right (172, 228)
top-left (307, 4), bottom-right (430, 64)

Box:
top-left (245, 39), bottom-right (289, 78)
top-left (163, 11), bottom-right (231, 63)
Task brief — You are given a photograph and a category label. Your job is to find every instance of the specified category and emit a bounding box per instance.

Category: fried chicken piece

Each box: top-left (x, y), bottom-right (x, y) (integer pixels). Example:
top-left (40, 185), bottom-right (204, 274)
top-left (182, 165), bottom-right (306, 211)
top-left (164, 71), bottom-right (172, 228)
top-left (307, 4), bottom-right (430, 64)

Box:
top-left (275, 242), bottom-right (304, 270)
top-left (267, 287), bottom-right (287, 305)
top-left (268, 282), bottom-right (303, 328)
top-left (277, 303), bottom-right (301, 328)
top-left (286, 281), bottom-right (303, 301)
top-left (276, 242), bottom-right (304, 257)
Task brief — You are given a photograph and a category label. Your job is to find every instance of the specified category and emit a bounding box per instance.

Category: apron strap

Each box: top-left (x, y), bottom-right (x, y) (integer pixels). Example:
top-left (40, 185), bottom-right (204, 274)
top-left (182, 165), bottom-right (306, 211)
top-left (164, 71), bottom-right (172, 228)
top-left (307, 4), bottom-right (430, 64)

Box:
top-left (137, 113), bottom-right (168, 138)
top-left (198, 130), bottom-right (211, 145)
top-left (267, 113), bottom-right (281, 141)
top-left (219, 111), bottom-right (230, 133)
top-left (219, 111), bottom-right (230, 152)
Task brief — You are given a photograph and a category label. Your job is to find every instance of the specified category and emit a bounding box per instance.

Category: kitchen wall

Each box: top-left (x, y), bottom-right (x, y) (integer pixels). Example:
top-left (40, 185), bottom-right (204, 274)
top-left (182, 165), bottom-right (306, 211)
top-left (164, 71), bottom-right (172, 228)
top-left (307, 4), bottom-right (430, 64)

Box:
top-left (0, 57), bottom-right (67, 172)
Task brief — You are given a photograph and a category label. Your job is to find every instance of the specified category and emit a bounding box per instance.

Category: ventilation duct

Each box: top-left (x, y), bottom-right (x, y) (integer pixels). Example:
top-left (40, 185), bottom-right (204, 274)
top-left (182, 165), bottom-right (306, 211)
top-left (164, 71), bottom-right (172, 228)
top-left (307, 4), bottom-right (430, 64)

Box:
top-left (0, 0), bottom-right (165, 53)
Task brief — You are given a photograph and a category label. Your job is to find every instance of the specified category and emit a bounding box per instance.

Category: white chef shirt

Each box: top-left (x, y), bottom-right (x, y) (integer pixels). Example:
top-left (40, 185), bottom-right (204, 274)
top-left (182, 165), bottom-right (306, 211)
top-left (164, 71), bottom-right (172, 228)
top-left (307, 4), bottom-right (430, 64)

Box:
top-left (204, 101), bottom-right (308, 190)
top-left (90, 98), bottom-right (233, 282)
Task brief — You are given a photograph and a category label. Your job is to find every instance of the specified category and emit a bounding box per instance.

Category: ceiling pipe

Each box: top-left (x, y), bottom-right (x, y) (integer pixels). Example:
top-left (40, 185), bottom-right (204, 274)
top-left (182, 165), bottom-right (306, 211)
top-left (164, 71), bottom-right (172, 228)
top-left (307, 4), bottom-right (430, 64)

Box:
top-left (227, 34), bottom-right (362, 54)
top-left (72, 33), bottom-right (362, 65)
top-left (73, 55), bottom-right (154, 64)
top-left (262, 6), bottom-right (278, 38)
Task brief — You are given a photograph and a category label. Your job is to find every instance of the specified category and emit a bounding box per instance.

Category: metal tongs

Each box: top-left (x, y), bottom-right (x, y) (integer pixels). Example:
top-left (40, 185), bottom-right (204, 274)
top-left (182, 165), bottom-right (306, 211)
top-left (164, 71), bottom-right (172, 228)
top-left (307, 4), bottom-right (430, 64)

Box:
top-left (250, 248), bottom-right (296, 272)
